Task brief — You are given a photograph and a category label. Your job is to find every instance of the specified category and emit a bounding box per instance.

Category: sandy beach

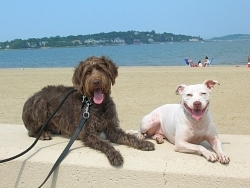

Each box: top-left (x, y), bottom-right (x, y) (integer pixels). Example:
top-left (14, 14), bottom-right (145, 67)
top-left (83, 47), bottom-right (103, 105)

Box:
top-left (0, 66), bottom-right (249, 135)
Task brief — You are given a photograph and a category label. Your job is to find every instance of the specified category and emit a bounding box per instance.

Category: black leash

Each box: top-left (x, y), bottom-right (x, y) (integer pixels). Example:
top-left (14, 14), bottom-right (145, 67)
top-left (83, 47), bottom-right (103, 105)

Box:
top-left (0, 88), bottom-right (77, 164)
top-left (0, 88), bottom-right (92, 187)
top-left (38, 96), bottom-right (91, 188)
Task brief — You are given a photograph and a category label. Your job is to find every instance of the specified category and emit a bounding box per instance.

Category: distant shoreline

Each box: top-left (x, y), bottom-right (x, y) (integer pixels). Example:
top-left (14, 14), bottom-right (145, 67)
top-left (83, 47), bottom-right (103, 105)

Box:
top-left (0, 64), bottom-right (248, 70)
top-left (1, 39), bottom-right (250, 51)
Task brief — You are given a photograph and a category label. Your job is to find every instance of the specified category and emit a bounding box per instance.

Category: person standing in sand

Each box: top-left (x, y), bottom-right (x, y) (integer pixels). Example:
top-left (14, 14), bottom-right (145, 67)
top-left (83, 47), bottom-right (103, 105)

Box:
top-left (248, 54), bottom-right (250, 63)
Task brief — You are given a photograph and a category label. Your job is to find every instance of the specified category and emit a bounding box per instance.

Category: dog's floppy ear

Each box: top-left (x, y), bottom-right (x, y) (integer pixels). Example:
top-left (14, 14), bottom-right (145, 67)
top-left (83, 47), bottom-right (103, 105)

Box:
top-left (72, 61), bottom-right (85, 95)
top-left (101, 56), bottom-right (118, 85)
top-left (203, 80), bottom-right (220, 91)
top-left (175, 84), bottom-right (186, 95)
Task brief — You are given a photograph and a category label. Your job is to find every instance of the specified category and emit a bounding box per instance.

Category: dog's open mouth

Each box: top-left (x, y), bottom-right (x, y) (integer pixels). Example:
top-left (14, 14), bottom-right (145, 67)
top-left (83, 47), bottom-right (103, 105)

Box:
top-left (93, 88), bottom-right (104, 104)
top-left (184, 103), bottom-right (209, 121)
top-left (192, 109), bottom-right (204, 121)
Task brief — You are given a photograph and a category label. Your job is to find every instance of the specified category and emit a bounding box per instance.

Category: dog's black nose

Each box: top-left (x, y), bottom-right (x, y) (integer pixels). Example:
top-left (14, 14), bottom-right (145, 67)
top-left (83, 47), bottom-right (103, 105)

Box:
top-left (93, 80), bottom-right (100, 85)
top-left (193, 101), bottom-right (201, 108)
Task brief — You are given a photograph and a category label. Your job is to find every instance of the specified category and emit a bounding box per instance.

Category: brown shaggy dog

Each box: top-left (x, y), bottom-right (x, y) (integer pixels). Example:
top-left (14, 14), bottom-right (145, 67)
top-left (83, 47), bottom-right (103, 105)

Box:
top-left (22, 56), bottom-right (154, 166)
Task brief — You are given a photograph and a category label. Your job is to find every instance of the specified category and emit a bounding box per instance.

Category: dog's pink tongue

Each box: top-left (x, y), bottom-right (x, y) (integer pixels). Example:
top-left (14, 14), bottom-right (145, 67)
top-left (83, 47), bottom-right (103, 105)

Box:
top-left (192, 109), bottom-right (203, 121)
top-left (93, 89), bottom-right (104, 104)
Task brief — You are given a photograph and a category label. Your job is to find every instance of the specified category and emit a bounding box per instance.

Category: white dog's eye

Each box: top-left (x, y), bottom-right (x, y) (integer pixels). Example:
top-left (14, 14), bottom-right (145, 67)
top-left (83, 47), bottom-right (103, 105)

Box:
top-left (186, 94), bottom-right (193, 97)
top-left (201, 93), bottom-right (207, 97)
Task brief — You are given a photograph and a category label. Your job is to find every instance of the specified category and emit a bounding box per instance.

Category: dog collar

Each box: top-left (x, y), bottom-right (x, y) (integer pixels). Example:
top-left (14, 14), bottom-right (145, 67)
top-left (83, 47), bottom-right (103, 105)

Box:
top-left (181, 104), bottom-right (191, 117)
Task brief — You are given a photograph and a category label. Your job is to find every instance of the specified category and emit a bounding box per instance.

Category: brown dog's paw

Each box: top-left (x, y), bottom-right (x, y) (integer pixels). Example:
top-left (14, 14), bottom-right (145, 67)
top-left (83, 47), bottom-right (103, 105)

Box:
top-left (40, 131), bottom-right (52, 140)
top-left (108, 150), bottom-right (124, 166)
top-left (140, 140), bottom-right (155, 151)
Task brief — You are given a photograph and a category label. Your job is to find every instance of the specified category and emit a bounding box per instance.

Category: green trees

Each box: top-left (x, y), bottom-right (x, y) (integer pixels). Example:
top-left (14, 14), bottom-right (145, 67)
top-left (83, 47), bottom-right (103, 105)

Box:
top-left (0, 31), bottom-right (202, 49)
top-left (9, 39), bottom-right (29, 49)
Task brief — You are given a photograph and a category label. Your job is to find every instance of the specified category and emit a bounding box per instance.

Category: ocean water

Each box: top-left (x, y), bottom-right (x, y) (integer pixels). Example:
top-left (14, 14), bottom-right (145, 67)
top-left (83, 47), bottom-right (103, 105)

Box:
top-left (0, 40), bottom-right (249, 68)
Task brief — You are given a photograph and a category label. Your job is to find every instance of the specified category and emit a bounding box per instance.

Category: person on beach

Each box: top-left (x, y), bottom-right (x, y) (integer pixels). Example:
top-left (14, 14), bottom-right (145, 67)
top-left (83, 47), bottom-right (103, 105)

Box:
top-left (203, 56), bottom-right (209, 67)
top-left (198, 60), bottom-right (203, 67)
top-left (248, 54), bottom-right (250, 63)
top-left (189, 59), bottom-right (204, 67)
top-left (188, 59), bottom-right (198, 67)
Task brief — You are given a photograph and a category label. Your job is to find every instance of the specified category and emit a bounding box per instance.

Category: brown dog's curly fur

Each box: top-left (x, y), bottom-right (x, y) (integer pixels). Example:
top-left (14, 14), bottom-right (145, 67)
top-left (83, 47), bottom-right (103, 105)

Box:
top-left (22, 56), bottom-right (154, 166)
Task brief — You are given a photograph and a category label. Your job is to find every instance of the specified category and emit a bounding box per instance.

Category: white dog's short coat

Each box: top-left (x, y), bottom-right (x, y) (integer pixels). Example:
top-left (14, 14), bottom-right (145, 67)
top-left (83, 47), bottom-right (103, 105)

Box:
top-left (138, 80), bottom-right (230, 164)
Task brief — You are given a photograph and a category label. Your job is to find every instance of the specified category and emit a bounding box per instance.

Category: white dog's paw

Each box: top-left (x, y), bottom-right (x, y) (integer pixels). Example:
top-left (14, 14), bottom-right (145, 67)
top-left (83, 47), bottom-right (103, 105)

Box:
top-left (151, 134), bottom-right (164, 144)
top-left (137, 132), bottom-right (146, 140)
top-left (217, 152), bottom-right (230, 164)
top-left (202, 150), bottom-right (218, 162)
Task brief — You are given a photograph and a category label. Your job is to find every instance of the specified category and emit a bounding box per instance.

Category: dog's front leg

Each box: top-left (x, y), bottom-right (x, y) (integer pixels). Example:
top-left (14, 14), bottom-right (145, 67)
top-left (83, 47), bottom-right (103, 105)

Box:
top-left (82, 133), bottom-right (124, 166)
top-left (207, 137), bottom-right (230, 164)
top-left (175, 141), bottom-right (218, 162)
top-left (106, 127), bottom-right (155, 151)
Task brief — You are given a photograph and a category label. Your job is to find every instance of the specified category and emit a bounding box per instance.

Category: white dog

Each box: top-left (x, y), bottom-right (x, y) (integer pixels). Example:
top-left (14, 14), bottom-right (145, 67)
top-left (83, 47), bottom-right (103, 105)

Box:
top-left (138, 80), bottom-right (230, 164)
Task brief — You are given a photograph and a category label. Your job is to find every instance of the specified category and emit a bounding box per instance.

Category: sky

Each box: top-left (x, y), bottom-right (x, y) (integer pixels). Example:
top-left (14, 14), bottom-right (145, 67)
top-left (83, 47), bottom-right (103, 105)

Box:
top-left (0, 0), bottom-right (249, 41)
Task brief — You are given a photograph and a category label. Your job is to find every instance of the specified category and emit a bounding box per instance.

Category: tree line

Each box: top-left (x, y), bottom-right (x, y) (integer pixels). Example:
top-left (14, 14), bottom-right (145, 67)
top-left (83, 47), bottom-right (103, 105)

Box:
top-left (0, 30), bottom-right (203, 49)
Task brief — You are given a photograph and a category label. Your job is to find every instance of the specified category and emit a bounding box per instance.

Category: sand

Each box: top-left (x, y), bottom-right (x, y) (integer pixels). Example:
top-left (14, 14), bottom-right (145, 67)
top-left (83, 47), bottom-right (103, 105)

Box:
top-left (0, 66), bottom-right (249, 135)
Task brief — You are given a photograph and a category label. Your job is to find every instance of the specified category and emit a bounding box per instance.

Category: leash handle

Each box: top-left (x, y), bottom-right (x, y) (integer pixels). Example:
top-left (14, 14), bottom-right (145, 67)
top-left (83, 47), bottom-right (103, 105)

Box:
top-left (38, 116), bottom-right (88, 188)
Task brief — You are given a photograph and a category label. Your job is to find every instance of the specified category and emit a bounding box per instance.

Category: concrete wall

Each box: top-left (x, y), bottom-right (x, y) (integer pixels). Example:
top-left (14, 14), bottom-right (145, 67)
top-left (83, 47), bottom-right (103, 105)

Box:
top-left (0, 124), bottom-right (249, 188)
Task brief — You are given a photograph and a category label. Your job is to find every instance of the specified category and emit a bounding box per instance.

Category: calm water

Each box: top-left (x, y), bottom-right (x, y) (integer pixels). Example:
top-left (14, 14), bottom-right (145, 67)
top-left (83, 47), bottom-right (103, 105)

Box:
top-left (0, 40), bottom-right (250, 68)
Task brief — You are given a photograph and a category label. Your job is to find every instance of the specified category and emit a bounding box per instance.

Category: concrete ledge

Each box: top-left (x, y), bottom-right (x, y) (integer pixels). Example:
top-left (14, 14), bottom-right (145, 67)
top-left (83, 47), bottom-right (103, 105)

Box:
top-left (0, 124), bottom-right (249, 188)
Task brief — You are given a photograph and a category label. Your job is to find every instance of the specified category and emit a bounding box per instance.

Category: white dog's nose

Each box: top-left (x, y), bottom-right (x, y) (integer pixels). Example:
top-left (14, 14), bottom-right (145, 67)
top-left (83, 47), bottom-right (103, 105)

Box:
top-left (193, 101), bottom-right (202, 109)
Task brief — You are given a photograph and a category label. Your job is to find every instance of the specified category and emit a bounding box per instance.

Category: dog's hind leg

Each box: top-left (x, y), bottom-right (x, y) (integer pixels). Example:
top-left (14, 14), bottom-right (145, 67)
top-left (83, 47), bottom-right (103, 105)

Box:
top-left (22, 96), bottom-right (52, 140)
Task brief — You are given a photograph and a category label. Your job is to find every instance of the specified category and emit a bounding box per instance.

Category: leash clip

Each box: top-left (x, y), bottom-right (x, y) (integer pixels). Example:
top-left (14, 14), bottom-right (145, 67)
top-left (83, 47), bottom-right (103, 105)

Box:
top-left (82, 95), bottom-right (92, 119)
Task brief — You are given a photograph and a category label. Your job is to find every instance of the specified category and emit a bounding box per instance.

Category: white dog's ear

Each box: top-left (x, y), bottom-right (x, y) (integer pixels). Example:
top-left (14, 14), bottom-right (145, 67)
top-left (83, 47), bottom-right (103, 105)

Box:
top-left (203, 80), bottom-right (220, 91)
top-left (175, 84), bottom-right (186, 95)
